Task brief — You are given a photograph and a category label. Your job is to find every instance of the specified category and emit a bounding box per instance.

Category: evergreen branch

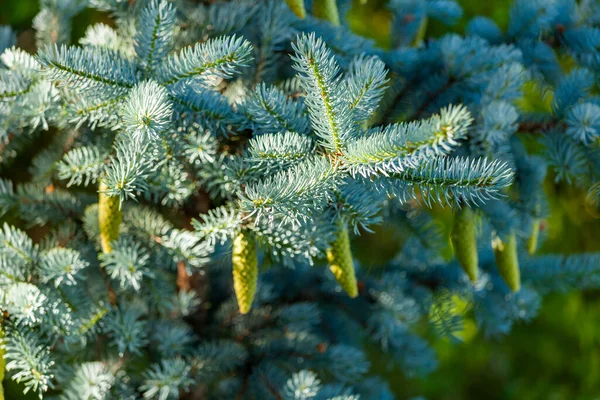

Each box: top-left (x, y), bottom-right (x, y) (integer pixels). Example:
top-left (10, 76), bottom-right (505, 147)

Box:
top-left (191, 340), bottom-right (248, 380)
top-left (135, 0), bottom-right (176, 70)
top-left (239, 156), bottom-right (339, 223)
top-left (343, 105), bottom-right (473, 176)
top-left (242, 83), bottom-right (310, 135)
top-left (16, 183), bottom-right (84, 226)
top-left (565, 102), bottom-right (600, 146)
top-left (60, 362), bottom-right (114, 399)
top-left (122, 205), bottom-right (174, 241)
top-left (192, 204), bottom-right (242, 246)
top-left (291, 33), bottom-right (353, 152)
top-left (56, 146), bottom-right (108, 186)
top-left (66, 92), bottom-right (127, 129)
top-left (103, 139), bottom-right (156, 203)
top-left (104, 308), bottom-right (148, 356)
top-left (345, 54), bottom-right (389, 123)
top-left (169, 86), bottom-right (241, 133)
top-left (38, 248), bottom-right (88, 287)
top-left (0, 73), bottom-right (34, 100)
top-left (139, 358), bottom-right (193, 400)
top-left (100, 237), bottom-right (151, 291)
top-left (2, 327), bottom-right (54, 397)
top-left (37, 45), bottom-right (138, 94)
top-left (540, 129), bottom-right (589, 185)
top-left (283, 370), bottom-right (321, 399)
top-left (157, 35), bottom-right (253, 85)
top-left (78, 307), bottom-right (109, 336)
top-left (161, 228), bottom-right (211, 268)
top-left (0, 178), bottom-right (15, 218)
top-left (522, 253), bottom-right (600, 293)
top-left (377, 156), bottom-right (513, 207)
top-left (1, 47), bottom-right (40, 74)
top-left (254, 215), bottom-right (335, 266)
top-left (335, 180), bottom-right (384, 233)
top-left (121, 80), bottom-right (173, 140)
top-left (0, 223), bottom-right (38, 269)
top-left (552, 68), bottom-right (595, 115)
top-left (246, 132), bottom-right (315, 171)
top-left (3, 283), bottom-right (47, 326)
top-left (183, 127), bottom-right (219, 165)
top-left (80, 23), bottom-right (127, 52)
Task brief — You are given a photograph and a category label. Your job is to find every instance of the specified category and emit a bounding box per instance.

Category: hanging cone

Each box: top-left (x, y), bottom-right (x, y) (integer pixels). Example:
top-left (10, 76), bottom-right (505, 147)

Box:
top-left (412, 16), bottom-right (428, 46)
top-left (326, 220), bottom-right (358, 298)
top-left (98, 180), bottom-right (122, 254)
top-left (493, 232), bottom-right (521, 292)
top-left (0, 323), bottom-right (5, 400)
top-left (527, 219), bottom-right (540, 255)
top-left (313, 0), bottom-right (340, 26)
top-left (232, 230), bottom-right (258, 314)
top-left (285, 0), bottom-right (306, 19)
top-left (451, 207), bottom-right (478, 283)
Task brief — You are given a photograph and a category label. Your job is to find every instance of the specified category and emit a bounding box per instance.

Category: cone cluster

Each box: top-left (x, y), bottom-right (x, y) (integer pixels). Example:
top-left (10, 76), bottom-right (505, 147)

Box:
top-left (451, 207), bottom-right (521, 292)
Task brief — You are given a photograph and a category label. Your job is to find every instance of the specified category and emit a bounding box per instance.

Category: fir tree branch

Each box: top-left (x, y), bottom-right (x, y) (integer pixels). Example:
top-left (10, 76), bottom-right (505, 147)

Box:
top-left (157, 35), bottom-right (253, 86)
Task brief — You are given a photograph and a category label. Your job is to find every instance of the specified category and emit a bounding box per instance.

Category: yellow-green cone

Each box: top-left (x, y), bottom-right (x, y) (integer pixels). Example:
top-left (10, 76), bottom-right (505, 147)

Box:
top-left (527, 219), bottom-right (540, 255)
top-left (412, 16), bottom-right (428, 47)
top-left (1, 323), bottom-right (5, 400)
top-left (313, 0), bottom-right (340, 26)
top-left (285, 0), bottom-right (306, 19)
top-left (493, 233), bottom-right (521, 292)
top-left (98, 180), bottom-right (122, 254)
top-left (326, 221), bottom-right (358, 298)
top-left (232, 230), bottom-right (258, 314)
top-left (451, 207), bottom-right (478, 283)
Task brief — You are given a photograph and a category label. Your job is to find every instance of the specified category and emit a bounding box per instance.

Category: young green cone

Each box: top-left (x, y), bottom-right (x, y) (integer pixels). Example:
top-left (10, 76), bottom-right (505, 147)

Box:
top-left (493, 232), bottom-right (521, 292)
top-left (451, 207), bottom-right (478, 283)
top-left (527, 219), bottom-right (540, 255)
top-left (0, 323), bottom-right (5, 400)
top-left (232, 230), bottom-right (258, 314)
top-left (412, 16), bottom-right (428, 46)
top-left (326, 220), bottom-right (358, 298)
top-left (98, 180), bottom-right (122, 254)
top-left (313, 0), bottom-right (340, 26)
top-left (285, 0), bottom-right (306, 19)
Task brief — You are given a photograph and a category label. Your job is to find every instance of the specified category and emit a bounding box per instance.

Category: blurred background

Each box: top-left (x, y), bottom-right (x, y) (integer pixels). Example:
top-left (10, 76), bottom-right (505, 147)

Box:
top-left (2, 0), bottom-right (600, 399)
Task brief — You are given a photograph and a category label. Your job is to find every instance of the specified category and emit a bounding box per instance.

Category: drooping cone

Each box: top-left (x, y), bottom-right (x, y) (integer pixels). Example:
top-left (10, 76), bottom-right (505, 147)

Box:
top-left (451, 207), bottom-right (478, 283)
top-left (412, 16), bottom-right (428, 46)
top-left (527, 219), bottom-right (540, 255)
top-left (0, 323), bottom-right (5, 400)
top-left (285, 0), bottom-right (306, 19)
top-left (493, 232), bottom-right (521, 292)
top-left (313, 0), bottom-right (340, 26)
top-left (326, 221), bottom-right (358, 298)
top-left (98, 180), bottom-right (122, 254)
top-left (232, 230), bottom-right (258, 314)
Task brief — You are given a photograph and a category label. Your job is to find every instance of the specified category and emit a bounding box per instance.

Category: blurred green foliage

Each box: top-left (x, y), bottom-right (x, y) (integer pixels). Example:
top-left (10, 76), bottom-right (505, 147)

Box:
top-left (3, 0), bottom-right (600, 399)
top-left (354, 180), bottom-right (600, 399)
top-left (352, 0), bottom-right (600, 398)
top-left (0, 0), bottom-right (38, 30)
top-left (367, 291), bottom-right (600, 400)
